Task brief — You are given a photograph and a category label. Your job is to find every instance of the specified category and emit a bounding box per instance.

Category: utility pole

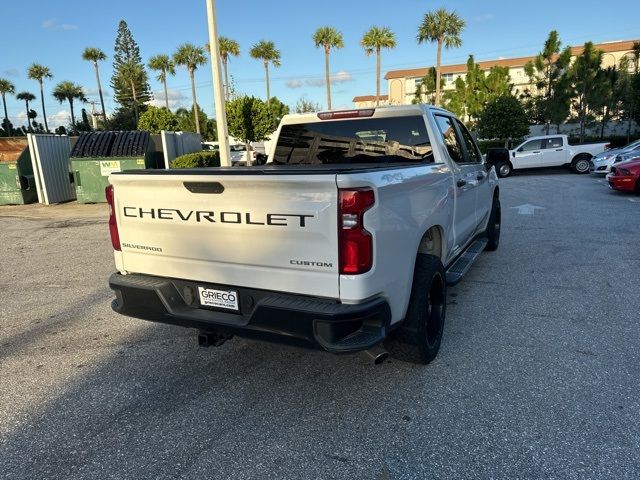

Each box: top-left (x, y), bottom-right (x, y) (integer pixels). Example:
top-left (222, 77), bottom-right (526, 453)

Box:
top-left (205, 0), bottom-right (231, 167)
top-left (88, 100), bottom-right (99, 130)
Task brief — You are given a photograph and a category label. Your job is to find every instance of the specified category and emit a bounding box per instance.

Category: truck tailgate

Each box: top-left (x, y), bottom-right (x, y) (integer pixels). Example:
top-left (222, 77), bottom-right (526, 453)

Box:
top-left (109, 172), bottom-right (340, 298)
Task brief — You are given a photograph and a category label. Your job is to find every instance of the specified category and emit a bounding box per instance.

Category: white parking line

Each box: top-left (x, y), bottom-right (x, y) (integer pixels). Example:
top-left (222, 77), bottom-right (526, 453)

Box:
top-left (629, 198), bottom-right (640, 203)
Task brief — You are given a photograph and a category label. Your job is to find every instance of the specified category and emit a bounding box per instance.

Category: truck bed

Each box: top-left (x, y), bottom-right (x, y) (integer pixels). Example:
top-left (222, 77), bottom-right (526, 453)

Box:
top-left (112, 162), bottom-right (427, 176)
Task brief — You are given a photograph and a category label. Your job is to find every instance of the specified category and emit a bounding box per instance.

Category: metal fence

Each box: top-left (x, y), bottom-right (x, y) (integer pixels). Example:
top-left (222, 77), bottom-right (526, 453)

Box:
top-left (161, 131), bottom-right (202, 168)
top-left (27, 134), bottom-right (75, 205)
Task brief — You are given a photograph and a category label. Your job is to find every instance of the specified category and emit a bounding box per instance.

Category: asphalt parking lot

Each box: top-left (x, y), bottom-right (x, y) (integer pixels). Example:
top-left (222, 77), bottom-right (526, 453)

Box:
top-left (1, 170), bottom-right (639, 480)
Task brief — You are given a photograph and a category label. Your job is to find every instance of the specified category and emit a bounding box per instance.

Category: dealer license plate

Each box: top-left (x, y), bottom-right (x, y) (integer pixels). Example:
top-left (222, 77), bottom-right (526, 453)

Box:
top-left (198, 287), bottom-right (239, 311)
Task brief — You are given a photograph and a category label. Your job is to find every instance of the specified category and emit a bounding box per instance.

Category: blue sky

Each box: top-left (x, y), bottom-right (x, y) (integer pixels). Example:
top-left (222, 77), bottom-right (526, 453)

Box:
top-left (1, 0), bottom-right (639, 128)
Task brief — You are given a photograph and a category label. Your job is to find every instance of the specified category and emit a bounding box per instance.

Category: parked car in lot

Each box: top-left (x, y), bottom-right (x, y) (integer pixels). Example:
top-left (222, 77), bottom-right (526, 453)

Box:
top-left (106, 105), bottom-right (501, 365)
top-left (201, 143), bottom-right (219, 152)
top-left (607, 158), bottom-right (640, 193)
top-left (229, 143), bottom-right (267, 165)
top-left (490, 135), bottom-right (609, 177)
top-left (590, 139), bottom-right (640, 174)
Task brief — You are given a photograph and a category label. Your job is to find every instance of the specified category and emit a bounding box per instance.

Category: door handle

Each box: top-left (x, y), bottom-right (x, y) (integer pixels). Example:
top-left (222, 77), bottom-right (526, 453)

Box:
top-left (457, 179), bottom-right (467, 187)
top-left (555, 148), bottom-right (563, 151)
top-left (532, 151), bottom-right (541, 154)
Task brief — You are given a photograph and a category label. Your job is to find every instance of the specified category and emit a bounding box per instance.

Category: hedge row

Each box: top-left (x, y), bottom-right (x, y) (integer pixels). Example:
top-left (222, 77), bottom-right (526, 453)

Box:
top-left (170, 151), bottom-right (221, 169)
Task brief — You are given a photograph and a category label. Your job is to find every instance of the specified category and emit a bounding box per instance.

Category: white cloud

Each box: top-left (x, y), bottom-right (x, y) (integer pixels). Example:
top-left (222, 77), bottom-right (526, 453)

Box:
top-left (149, 88), bottom-right (188, 109)
top-left (305, 70), bottom-right (354, 87)
top-left (48, 110), bottom-right (71, 128)
top-left (286, 79), bottom-right (303, 89)
top-left (9, 110), bottom-right (70, 130)
top-left (331, 71), bottom-right (353, 84)
top-left (42, 18), bottom-right (79, 31)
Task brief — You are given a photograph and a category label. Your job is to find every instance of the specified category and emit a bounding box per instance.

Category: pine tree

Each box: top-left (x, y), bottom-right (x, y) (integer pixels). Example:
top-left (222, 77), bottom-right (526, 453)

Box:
top-left (110, 20), bottom-right (151, 111)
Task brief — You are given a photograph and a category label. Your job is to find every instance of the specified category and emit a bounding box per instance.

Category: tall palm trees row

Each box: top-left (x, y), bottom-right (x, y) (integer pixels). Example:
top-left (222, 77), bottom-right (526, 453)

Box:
top-left (0, 63), bottom-right (55, 134)
top-left (0, 8), bottom-right (465, 136)
top-left (0, 75), bottom-right (86, 134)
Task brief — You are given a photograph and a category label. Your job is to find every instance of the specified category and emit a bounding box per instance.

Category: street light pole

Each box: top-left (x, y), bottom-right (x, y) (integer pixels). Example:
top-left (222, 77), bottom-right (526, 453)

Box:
top-left (205, 0), bottom-right (231, 167)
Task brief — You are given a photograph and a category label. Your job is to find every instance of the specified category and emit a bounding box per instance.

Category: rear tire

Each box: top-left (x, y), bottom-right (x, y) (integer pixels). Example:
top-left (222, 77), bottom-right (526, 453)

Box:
top-left (385, 254), bottom-right (446, 365)
top-left (495, 161), bottom-right (512, 178)
top-left (571, 155), bottom-right (591, 174)
top-left (485, 196), bottom-right (501, 251)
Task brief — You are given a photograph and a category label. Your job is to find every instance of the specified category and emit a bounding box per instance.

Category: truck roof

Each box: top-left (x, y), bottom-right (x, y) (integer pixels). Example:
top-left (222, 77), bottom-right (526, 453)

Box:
top-left (279, 104), bottom-right (452, 125)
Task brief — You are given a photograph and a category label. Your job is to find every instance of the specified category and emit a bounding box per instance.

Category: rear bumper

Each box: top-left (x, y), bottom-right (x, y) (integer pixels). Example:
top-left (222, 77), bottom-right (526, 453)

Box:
top-left (109, 273), bottom-right (391, 353)
top-left (606, 174), bottom-right (637, 192)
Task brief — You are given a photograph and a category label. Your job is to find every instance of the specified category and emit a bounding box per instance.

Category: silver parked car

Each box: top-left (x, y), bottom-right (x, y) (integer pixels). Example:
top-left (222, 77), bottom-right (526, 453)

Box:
top-left (590, 139), bottom-right (640, 174)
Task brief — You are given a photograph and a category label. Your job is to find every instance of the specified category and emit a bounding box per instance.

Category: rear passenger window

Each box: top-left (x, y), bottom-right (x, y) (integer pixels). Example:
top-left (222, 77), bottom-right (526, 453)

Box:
top-left (434, 115), bottom-right (464, 163)
top-left (455, 119), bottom-right (482, 163)
top-left (544, 137), bottom-right (563, 149)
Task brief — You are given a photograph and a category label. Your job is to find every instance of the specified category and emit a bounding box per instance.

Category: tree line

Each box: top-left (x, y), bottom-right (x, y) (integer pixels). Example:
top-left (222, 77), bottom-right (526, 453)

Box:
top-left (0, 18), bottom-right (397, 139)
top-left (409, 10), bottom-right (640, 143)
top-left (1, 12), bottom-right (639, 144)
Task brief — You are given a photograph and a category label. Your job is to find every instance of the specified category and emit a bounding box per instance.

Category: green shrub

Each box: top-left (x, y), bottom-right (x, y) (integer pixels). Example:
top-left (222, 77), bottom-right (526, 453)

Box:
top-left (138, 106), bottom-right (178, 133)
top-left (170, 151), bottom-right (220, 169)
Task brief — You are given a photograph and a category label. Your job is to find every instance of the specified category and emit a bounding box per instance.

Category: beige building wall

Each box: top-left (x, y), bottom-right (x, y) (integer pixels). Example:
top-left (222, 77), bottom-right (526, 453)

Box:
top-left (381, 40), bottom-right (639, 106)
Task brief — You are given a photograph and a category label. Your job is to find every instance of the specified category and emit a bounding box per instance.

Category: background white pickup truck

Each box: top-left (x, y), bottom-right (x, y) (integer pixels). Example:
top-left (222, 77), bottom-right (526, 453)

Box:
top-left (492, 135), bottom-right (609, 177)
top-left (107, 105), bottom-right (500, 365)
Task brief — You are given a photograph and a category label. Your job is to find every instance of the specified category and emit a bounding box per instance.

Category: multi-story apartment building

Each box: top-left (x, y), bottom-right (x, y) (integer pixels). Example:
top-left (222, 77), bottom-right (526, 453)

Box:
top-left (353, 40), bottom-right (638, 108)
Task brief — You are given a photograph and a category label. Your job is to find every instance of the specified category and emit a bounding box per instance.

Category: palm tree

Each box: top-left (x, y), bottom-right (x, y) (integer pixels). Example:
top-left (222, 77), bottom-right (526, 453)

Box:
top-left (361, 27), bottom-right (397, 106)
top-left (0, 78), bottom-right (15, 135)
top-left (417, 9), bottom-right (466, 106)
top-left (148, 54), bottom-right (175, 111)
top-left (27, 64), bottom-right (53, 132)
top-left (173, 43), bottom-right (207, 134)
top-left (120, 62), bottom-right (144, 126)
top-left (249, 40), bottom-right (281, 104)
top-left (313, 27), bottom-right (344, 110)
top-left (218, 37), bottom-right (240, 100)
top-left (52, 81), bottom-right (87, 132)
top-left (82, 47), bottom-right (108, 127)
top-left (16, 92), bottom-right (36, 133)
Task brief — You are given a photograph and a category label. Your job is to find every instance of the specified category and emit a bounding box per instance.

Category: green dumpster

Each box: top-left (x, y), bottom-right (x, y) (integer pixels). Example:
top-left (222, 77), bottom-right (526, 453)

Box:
top-left (0, 138), bottom-right (38, 205)
top-left (71, 131), bottom-right (156, 203)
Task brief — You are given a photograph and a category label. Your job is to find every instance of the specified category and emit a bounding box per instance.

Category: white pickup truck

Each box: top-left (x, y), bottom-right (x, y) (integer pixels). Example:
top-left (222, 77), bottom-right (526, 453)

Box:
top-left (491, 135), bottom-right (609, 177)
top-left (107, 105), bottom-right (500, 365)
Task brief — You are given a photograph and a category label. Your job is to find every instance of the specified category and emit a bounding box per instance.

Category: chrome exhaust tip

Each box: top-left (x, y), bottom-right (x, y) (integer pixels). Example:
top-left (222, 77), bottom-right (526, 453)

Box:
top-left (361, 344), bottom-right (389, 365)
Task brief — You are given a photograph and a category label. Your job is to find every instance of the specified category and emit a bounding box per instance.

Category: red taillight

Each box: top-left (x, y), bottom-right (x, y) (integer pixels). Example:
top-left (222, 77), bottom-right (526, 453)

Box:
top-left (338, 188), bottom-right (375, 274)
top-left (105, 185), bottom-right (121, 251)
top-left (318, 109), bottom-right (375, 120)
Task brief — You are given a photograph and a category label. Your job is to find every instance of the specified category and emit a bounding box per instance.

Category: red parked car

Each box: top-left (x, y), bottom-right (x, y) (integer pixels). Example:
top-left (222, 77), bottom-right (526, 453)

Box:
top-left (607, 158), bottom-right (640, 193)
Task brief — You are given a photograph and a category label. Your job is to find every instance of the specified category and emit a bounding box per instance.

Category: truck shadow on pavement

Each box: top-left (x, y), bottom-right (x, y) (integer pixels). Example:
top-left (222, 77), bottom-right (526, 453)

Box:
top-left (1, 317), bottom-right (436, 480)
